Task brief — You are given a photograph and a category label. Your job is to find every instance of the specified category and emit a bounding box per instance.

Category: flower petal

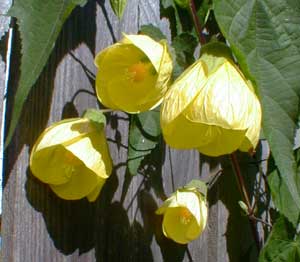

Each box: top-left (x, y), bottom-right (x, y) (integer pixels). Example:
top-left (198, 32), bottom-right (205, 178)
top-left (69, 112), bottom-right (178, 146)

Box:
top-left (161, 113), bottom-right (215, 149)
top-left (197, 127), bottom-right (246, 156)
top-left (122, 34), bottom-right (164, 72)
top-left (49, 163), bottom-right (100, 200)
top-left (156, 194), bottom-right (178, 215)
top-left (185, 61), bottom-right (255, 130)
top-left (30, 145), bottom-right (79, 185)
top-left (162, 208), bottom-right (191, 244)
top-left (31, 118), bottom-right (91, 153)
top-left (160, 60), bottom-right (207, 127)
top-left (162, 207), bottom-right (200, 244)
top-left (64, 131), bottom-right (112, 179)
top-left (176, 190), bottom-right (202, 223)
top-left (86, 178), bottom-right (106, 202)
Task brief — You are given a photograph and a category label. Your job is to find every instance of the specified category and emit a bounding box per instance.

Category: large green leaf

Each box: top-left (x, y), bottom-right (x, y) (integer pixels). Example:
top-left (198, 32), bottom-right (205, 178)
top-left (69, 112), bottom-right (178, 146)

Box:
top-left (5, 0), bottom-right (87, 147)
top-left (127, 111), bottom-right (161, 176)
top-left (259, 216), bottom-right (300, 262)
top-left (214, 0), bottom-right (300, 226)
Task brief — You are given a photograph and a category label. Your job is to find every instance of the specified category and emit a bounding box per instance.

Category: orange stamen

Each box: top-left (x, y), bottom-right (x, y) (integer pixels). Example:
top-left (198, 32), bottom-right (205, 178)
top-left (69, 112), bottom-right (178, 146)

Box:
top-left (127, 62), bottom-right (147, 82)
top-left (179, 207), bottom-right (192, 225)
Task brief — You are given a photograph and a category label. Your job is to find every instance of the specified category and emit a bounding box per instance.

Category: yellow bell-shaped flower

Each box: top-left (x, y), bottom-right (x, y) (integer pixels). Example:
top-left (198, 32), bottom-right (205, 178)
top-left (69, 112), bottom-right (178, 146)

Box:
top-left (161, 42), bottom-right (262, 156)
top-left (95, 34), bottom-right (173, 113)
top-left (30, 117), bottom-right (112, 201)
top-left (156, 187), bottom-right (208, 244)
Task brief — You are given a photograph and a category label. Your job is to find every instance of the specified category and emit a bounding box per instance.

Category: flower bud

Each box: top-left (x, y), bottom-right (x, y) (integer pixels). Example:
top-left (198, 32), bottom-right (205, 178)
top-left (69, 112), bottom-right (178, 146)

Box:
top-left (160, 42), bottom-right (262, 156)
top-left (95, 34), bottom-right (173, 113)
top-left (156, 187), bottom-right (207, 244)
top-left (30, 118), bottom-right (112, 201)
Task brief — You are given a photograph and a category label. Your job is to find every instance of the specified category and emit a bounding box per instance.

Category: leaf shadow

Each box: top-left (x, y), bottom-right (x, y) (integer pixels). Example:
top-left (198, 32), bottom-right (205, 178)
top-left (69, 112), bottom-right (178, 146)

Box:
top-left (203, 149), bottom-right (269, 262)
top-left (4, 0), bottom-right (97, 187)
top-left (139, 189), bottom-right (187, 262)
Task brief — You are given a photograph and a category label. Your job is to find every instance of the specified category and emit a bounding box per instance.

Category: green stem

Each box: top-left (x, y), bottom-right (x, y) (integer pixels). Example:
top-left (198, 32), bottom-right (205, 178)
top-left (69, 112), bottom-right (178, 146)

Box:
top-left (189, 0), bottom-right (206, 45)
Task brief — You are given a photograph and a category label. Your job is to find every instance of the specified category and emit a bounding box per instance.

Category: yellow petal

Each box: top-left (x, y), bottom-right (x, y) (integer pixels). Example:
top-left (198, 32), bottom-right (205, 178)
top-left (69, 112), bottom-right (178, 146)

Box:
top-left (95, 43), bottom-right (146, 110)
top-left (160, 60), bottom-right (207, 127)
top-left (30, 118), bottom-right (93, 185)
top-left (161, 113), bottom-right (215, 149)
top-left (162, 207), bottom-right (200, 244)
top-left (239, 95), bottom-right (262, 151)
top-left (155, 194), bottom-right (178, 215)
top-left (122, 34), bottom-right (164, 72)
top-left (31, 118), bottom-right (91, 153)
top-left (95, 42), bottom-right (161, 113)
top-left (104, 67), bottom-right (158, 113)
top-left (197, 127), bottom-right (246, 156)
top-left (185, 61), bottom-right (256, 130)
top-left (160, 44), bottom-right (262, 156)
top-left (31, 145), bottom-right (79, 185)
top-left (198, 198), bottom-right (208, 231)
top-left (175, 190), bottom-right (202, 223)
top-left (137, 40), bottom-right (173, 110)
top-left (64, 131), bottom-right (112, 179)
top-left (30, 118), bottom-right (113, 201)
top-left (86, 178), bottom-right (106, 202)
top-left (95, 34), bottom-right (173, 113)
top-left (49, 163), bottom-right (100, 200)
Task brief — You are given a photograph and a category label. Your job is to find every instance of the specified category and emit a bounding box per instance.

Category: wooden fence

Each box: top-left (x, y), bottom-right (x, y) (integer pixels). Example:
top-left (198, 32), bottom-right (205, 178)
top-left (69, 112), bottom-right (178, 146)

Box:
top-left (1, 1), bottom-right (268, 261)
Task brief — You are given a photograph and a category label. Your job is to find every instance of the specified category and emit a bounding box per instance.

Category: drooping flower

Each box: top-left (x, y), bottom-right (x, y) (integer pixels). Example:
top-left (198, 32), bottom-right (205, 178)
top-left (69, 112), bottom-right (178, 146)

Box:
top-left (95, 34), bottom-right (173, 113)
top-left (30, 116), bottom-right (112, 201)
top-left (160, 42), bottom-right (262, 156)
top-left (156, 186), bottom-right (208, 244)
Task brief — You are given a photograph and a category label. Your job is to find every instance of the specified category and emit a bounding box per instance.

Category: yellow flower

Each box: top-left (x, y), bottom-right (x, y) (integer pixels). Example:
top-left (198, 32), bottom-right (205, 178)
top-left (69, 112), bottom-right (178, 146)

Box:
top-left (30, 117), bottom-right (112, 201)
top-left (161, 42), bottom-right (262, 156)
top-left (95, 34), bottom-right (173, 113)
top-left (156, 187), bottom-right (207, 244)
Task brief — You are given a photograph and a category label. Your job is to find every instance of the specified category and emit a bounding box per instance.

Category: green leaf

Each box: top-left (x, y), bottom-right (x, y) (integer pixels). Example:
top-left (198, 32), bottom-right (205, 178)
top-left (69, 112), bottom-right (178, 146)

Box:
top-left (72, 0), bottom-right (87, 6)
top-left (184, 179), bottom-right (207, 197)
top-left (172, 32), bottom-right (198, 77)
top-left (174, 0), bottom-right (189, 9)
top-left (214, 0), bottom-right (300, 226)
top-left (161, 0), bottom-right (183, 35)
top-left (83, 108), bottom-right (106, 132)
top-left (268, 169), bottom-right (300, 225)
top-left (259, 216), bottom-right (300, 262)
top-left (127, 111), bottom-right (161, 176)
top-left (139, 24), bottom-right (166, 41)
top-left (110, 0), bottom-right (127, 19)
top-left (5, 0), bottom-right (86, 147)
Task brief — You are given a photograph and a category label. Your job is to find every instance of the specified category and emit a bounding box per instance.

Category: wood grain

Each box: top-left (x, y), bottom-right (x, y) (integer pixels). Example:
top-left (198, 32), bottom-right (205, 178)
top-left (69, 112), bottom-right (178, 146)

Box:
top-left (1, 1), bottom-right (267, 261)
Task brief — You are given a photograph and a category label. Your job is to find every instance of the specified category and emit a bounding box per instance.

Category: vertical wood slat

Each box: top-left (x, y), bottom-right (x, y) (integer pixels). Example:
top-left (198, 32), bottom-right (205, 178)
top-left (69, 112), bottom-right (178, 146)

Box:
top-left (1, 0), bottom-right (263, 261)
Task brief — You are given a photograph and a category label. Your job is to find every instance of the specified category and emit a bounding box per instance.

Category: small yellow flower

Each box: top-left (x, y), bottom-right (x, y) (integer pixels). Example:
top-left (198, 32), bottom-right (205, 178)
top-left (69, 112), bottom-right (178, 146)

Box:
top-left (161, 42), bottom-right (262, 156)
top-left (30, 117), bottom-right (112, 201)
top-left (156, 188), bottom-right (208, 244)
top-left (95, 34), bottom-right (173, 113)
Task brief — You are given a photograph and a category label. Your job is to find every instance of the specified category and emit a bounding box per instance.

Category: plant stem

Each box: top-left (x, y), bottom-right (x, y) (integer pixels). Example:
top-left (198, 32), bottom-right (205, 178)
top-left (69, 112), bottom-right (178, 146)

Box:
top-left (230, 153), bottom-right (261, 252)
top-left (189, 0), bottom-right (206, 45)
top-left (230, 153), bottom-right (252, 208)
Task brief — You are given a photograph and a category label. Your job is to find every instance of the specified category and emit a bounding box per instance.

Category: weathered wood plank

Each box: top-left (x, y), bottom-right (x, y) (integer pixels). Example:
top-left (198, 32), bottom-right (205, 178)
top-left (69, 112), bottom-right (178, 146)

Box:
top-left (1, 0), bottom-right (266, 261)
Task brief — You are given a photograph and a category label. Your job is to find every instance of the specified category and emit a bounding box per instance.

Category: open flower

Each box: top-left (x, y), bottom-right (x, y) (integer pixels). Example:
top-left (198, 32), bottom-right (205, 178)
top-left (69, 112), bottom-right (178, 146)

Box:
top-left (156, 187), bottom-right (207, 244)
top-left (161, 42), bottom-right (262, 156)
top-left (95, 34), bottom-right (173, 113)
top-left (30, 117), bottom-right (112, 201)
